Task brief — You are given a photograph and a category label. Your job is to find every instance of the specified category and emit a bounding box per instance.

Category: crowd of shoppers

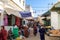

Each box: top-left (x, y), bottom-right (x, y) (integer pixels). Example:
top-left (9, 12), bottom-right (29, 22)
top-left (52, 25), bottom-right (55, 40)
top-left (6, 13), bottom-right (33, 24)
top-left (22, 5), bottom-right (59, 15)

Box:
top-left (0, 21), bottom-right (46, 40)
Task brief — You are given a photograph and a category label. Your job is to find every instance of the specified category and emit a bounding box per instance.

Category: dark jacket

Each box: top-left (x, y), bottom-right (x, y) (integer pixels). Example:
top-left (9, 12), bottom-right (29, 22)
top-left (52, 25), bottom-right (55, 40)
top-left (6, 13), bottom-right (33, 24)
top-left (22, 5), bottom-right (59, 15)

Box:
top-left (39, 28), bottom-right (45, 40)
top-left (39, 28), bottom-right (45, 34)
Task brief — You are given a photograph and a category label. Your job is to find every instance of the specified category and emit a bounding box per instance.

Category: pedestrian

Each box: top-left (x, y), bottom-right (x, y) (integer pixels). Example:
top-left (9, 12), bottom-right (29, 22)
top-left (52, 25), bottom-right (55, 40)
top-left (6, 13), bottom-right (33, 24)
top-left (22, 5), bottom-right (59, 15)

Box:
top-left (37, 22), bottom-right (41, 29)
top-left (0, 30), bottom-right (2, 40)
top-left (20, 28), bottom-right (24, 36)
top-left (1, 26), bottom-right (8, 40)
top-left (29, 27), bottom-right (33, 36)
top-left (8, 28), bottom-right (13, 40)
top-left (33, 24), bottom-right (37, 36)
top-left (12, 25), bottom-right (19, 39)
top-left (39, 25), bottom-right (45, 40)
top-left (24, 25), bottom-right (29, 38)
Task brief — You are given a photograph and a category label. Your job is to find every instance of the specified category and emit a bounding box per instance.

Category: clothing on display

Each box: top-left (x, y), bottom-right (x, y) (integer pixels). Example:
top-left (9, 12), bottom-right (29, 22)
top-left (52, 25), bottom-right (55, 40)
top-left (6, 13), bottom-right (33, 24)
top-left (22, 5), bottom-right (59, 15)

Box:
top-left (15, 17), bottom-right (20, 27)
top-left (4, 14), bottom-right (8, 26)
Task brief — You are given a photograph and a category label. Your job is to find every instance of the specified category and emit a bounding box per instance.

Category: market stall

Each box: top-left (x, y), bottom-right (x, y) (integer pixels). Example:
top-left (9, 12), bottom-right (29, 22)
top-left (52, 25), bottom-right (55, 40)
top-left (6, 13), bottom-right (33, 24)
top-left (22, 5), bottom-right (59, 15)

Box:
top-left (46, 29), bottom-right (60, 40)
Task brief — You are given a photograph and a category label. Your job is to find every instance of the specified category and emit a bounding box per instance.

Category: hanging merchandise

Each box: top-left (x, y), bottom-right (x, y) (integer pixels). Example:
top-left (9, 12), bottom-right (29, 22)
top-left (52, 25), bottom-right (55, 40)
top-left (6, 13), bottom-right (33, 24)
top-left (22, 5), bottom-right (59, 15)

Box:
top-left (11, 15), bottom-right (15, 26)
top-left (4, 14), bottom-right (8, 26)
top-left (19, 19), bottom-right (22, 28)
top-left (15, 17), bottom-right (20, 27)
top-left (8, 15), bottom-right (12, 26)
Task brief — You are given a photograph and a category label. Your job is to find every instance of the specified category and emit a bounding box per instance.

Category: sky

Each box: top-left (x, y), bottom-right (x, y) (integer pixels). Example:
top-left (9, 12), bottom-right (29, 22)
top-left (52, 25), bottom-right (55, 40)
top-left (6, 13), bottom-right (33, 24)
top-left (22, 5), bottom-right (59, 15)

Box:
top-left (26, 0), bottom-right (58, 17)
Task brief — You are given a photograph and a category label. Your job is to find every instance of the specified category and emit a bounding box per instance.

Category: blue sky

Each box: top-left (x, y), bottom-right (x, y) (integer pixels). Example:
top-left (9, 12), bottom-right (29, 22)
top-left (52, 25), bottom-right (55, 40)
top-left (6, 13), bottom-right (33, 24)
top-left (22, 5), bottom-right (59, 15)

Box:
top-left (26, 0), bottom-right (58, 17)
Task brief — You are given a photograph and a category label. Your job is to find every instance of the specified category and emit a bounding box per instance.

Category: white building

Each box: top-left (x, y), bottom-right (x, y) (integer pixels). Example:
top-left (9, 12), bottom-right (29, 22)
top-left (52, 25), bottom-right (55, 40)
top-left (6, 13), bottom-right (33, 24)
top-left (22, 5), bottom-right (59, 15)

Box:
top-left (0, 0), bottom-right (25, 11)
top-left (0, 0), bottom-right (25, 26)
top-left (51, 2), bottom-right (60, 29)
top-left (21, 5), bottom-right (34, 26)
top-left (0, 2), bottom-right (4, 26)
top-left (25, 5), bottom-right (34, 17)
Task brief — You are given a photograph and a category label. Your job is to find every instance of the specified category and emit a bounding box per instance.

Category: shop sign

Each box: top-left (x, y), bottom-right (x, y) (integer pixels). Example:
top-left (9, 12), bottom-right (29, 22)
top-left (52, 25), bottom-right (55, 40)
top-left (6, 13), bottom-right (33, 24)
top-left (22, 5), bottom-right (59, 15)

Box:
top-left (19, 12), bottom-right (32, 18)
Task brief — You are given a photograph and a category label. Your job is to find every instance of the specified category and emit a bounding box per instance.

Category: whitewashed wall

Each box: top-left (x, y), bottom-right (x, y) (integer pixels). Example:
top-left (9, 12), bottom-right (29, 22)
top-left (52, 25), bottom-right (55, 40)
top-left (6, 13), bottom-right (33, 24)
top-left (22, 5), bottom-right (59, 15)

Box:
top-left (51, 11), bottom-right (58, 29)
top-left (58, 14), bottom-right (60, 29)
top-left (0, 2), bottom-right (4, 26)
top-left (25, 5), bottom-right (34, 17)
top-left (30, 7), bottom-right (34, 17)
top-left (12, 0), bottom-right (25, 10)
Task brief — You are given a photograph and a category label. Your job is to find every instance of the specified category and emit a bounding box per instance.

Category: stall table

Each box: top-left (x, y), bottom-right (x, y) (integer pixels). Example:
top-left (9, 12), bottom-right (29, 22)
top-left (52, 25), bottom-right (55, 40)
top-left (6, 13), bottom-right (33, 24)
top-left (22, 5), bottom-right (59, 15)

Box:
top-left (46, 32), bottom-right (60, 40)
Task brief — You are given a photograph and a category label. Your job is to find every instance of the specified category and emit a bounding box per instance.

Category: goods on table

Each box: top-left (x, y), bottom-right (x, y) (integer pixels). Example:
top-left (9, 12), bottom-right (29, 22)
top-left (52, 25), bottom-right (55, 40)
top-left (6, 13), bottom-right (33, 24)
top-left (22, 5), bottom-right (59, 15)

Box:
top-left (49, 30), bottom-right (59, 34)
top-left (45, 26), bottom-right (51, 28)
top-left (57, 32), bottom-right (60, 35)
top-left (47, 30), bottom-right (60, 37)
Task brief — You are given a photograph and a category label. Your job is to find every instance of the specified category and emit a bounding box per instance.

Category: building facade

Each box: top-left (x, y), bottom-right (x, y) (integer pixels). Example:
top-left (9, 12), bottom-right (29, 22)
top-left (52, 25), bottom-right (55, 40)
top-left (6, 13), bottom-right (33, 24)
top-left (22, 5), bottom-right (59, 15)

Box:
top-left (0, 0), bottom-right (25, 11)
top-left (0, 0), bottom-right (25, 26)
top-left (51, 2), bottom-right (60, 29)
top-left (25, 5), bottom-right (34, 17)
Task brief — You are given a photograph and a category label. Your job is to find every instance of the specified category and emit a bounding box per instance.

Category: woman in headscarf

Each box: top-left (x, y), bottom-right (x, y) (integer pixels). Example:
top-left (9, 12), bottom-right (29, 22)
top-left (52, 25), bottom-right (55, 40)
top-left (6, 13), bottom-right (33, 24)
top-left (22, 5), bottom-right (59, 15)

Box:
top-left (24, 25), bottom-right (29, 38)
top-left (33, 24), bottom-right (37, 36)
top-left (8, 28), bottom-right (13, 40)
top-left (1, 26), bottom-right (8, 40)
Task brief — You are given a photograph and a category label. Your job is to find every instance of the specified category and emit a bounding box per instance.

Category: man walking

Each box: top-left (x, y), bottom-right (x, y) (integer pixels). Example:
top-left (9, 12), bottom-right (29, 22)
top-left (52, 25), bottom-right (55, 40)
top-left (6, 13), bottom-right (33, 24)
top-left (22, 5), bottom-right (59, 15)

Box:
top-left (39, 25), bottom-right (45, 40)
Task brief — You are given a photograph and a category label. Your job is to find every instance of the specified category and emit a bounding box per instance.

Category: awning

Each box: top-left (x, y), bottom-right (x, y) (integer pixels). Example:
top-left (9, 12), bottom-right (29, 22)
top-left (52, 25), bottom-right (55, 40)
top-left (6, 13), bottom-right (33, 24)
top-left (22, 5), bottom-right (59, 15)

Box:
top-left (19, 11), bottom-right (32, 18)
top-left (5, 8), bottom-right (32, 19)
top-left (5, 8), bottom-right (21, 18)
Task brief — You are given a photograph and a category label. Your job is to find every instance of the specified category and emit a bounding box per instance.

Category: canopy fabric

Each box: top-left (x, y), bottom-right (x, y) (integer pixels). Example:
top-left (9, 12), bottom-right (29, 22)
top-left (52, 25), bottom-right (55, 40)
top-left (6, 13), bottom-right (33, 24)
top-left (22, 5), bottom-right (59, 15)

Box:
top-left (5, 8), bottom-right (32, 19)
top-left (19, 11), bottom-right (32, 18)
top-left (5, 8), bottom-right (21, 18)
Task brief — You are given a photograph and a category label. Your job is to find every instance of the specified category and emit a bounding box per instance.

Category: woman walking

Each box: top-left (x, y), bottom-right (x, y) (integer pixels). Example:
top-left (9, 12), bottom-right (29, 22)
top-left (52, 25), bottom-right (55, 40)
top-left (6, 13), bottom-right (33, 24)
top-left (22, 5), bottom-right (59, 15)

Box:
top-left (33, 24), bottom-right (37, 36)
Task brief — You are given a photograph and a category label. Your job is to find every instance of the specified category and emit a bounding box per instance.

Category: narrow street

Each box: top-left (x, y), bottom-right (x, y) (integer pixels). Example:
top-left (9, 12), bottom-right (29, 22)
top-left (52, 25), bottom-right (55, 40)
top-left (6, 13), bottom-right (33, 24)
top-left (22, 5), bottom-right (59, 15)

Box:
top-left (26, 33), bottom-right (50, 40)
top-left (0, 0), bottom-right (60, 40)
top-left (26, 33), bottom-right (59, 40)
top-left (26, 33), bottom-right (40, 40)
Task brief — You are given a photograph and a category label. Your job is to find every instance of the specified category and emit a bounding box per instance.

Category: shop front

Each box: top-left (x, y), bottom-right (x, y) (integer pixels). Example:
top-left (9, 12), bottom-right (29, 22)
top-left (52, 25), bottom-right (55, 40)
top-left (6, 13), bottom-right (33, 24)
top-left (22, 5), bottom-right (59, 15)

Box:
top-left (20, 11), bottom-right (32, 26)
top-left (4, 8), bottom-right (22, 30)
